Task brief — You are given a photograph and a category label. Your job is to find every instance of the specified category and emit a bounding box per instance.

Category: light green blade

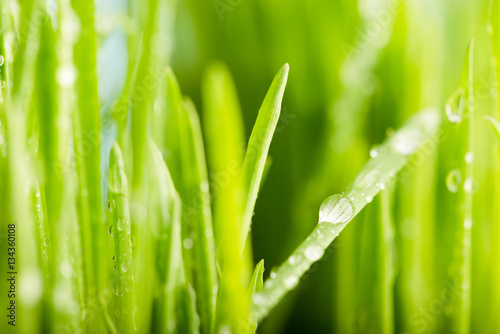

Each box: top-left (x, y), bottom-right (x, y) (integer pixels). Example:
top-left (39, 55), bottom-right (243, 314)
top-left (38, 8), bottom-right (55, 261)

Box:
top-left (239, 63), bottom-right (289, 250)
top-left (108, 143), bottom-right (136, 333)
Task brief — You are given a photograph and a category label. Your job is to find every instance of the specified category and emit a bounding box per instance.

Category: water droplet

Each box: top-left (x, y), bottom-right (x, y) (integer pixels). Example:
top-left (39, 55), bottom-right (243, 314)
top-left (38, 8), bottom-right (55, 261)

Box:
top-left (284, 275), bottom-right (299, 288)
top-left (253, 293), bottom-right (266, 305)
top-left (464, 177), bottom-right (477, 194)
top-left (0, 55), bottom-right (4, 66)
top-left (465, 152), bottom-right (474, 164)
top-left (270, 270), bottom-right (277, 279)
top-left (108, 225), bottom-right (114, 237)
top-left (319, 194), bottom-right (355, 224)
top-left (121, 260), bottom-right (130, 273)
top-left (370, 149), bottom-right (378, 158)
top-left (113, 286), bottom-right (119, 296)
top-left (117, 219), bottom-right (126, 232)
top-left (304, 245), bottom-right (324, 261)
top-left (463, 218), bottom-right (472, 230)
top-left (112, 256), bottom-right (116, 262)
top-left (288, 255), bottom-right (299, 265)
top-left (377, 182), bottom-right (386, 190)
top-left (446, 169), bottom-right (462, 193)
top-left (366, 196), bottom-right (373, 203)
top-left (115, 308), bottom-right (120, 317)
top-left (107, 200), bottom-right (115, 211)
top-left (183, 238), bottom-right (193, 250)
top-left (446, 88), bottom-right (465, 123)
top-left (42, 236), bottom-right (49, 247)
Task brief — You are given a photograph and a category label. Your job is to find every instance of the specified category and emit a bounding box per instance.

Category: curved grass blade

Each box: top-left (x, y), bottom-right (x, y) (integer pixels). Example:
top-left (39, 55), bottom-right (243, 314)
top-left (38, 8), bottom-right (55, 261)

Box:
top-left (251, 108), bottom-right (441, 323)
top-left (108, 143), bottom-right (136, 333)
top-left (247, 260), bottom-right (265, 333)
top-left (239, 63), bottom-right (289, 250)
top-left (485, 116), bottom-right (500, 141)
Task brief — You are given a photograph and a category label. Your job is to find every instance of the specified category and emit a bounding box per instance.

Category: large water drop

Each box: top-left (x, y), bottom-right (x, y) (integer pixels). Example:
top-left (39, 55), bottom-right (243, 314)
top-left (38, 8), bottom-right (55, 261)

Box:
top-left (319, 194), bottom-right (355, 224)
top-left (446, 88), bottom-right (465, 123)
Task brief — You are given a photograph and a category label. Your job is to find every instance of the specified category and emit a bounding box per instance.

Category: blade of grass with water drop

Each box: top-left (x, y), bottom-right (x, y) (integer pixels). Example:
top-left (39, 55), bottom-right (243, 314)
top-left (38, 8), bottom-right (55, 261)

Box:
top-left (108, 143), bottom-right (136, 333)
top-left (488, 2), bottom-right (500, 331)
top-left (251, 108), bottom-right (441, 323)
top-left (31, 184), bottom-right (54, 333)
top-left (239, 63), bottom-right (289, 250)
top-left (442, 41), bottom-right (474, 334)
top-left (71, 0), bottom-right (102, 329)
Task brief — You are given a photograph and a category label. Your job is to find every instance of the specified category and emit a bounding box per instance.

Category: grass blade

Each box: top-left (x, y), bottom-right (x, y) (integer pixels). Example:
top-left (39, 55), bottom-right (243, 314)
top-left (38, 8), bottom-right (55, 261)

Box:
top-left (147, 137), bottom-right (199, 333)
top-left (163, 69), bottom-right (217, 334)
top-left (108, 143), bottom-right (136, 333)
top-left (239, 63), bottom-right (289, 250)
top-left (248, 260), bottom-right (265, 333)
top-left (251, 108), bottom-right (441, 322)
top-left (201, 61), bottom-right (253, 334)
top-left (201, 61), bottom-right (246, 245)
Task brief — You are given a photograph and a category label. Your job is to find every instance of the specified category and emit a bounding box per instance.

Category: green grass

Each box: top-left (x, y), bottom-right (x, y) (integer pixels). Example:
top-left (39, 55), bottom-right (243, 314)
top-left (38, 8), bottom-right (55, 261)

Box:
top-left (1, 0), bottom-right (499, 333)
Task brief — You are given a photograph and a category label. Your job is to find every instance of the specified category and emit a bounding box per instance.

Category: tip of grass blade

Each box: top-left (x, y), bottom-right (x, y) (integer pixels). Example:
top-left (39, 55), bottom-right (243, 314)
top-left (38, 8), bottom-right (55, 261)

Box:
top-left (484, 115), bottom-right (500, 142)
top-left (109, 143), bottom-right (127, 194)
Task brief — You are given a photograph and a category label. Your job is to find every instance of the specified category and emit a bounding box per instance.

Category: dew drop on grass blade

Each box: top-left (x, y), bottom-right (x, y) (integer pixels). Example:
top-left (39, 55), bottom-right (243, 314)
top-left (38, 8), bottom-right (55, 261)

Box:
top-left (251, 108), bottom-right (441, 323)
top-left (108, 143), bottom-right (136, 333)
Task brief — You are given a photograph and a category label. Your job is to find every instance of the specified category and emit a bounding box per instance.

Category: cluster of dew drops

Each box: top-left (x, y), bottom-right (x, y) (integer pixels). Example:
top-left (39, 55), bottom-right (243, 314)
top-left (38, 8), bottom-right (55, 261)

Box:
top-left (445, 88), bottom-right (476, 226)
top-left (107, 198), bottom-right (135, 306)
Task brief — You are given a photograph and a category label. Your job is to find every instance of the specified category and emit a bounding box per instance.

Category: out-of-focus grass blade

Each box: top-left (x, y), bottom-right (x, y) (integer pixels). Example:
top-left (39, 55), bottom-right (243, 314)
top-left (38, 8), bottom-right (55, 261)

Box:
top-left (489, 0), bottom-right (500, 112)
top-left (163, 69), bottom-right (217, 334)
top-left (251, 109), bottom-right (441, 323)
top-left (443, 40), bottom-right (474, 334)
top-left (485, 116), bottom-right (500, 141)
top-left (355, 182), bottom-right (395, 334)
top-left (247, 260), bottom-right (265, 333)
top-left (249, 260), bottom-right (265, 296)
top-left (31, 184), bottom-right (54, 333)
top-left (487, 3), bottom-right (500, 330)
top-left (147, 137), bottom-right (199, 333)
top-left (176, 284), bottom-right (201, 334)
top-left (201, 61), bottom-right (245, 245)
top-left (71, 0), bottom-right (102, 330)
top-left (130, 0), bottom-right (159, 190)
top-left (239, 63), bottom-right (289, 250)
top-left (201, 62), bottom-right (253, 333)
top-left (108, 143), bottom-right (136, 333)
